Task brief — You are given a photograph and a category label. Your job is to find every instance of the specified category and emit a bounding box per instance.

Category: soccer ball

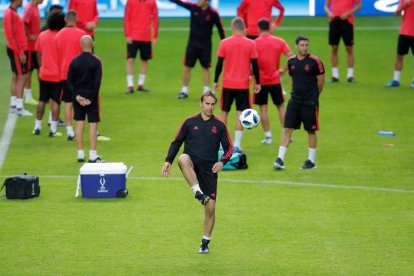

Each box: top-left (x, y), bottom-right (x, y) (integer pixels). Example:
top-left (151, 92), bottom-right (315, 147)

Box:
top-left (239, 109), bottom-right (260, 129)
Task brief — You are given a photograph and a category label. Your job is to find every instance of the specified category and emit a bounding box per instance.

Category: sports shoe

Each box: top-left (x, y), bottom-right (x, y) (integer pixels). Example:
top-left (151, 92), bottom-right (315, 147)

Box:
top-left (10, 106), bottom-right (16, 114)
top-left (32, 128), bottom-right (40, 135)
top-left (347, 77), bottom-right (357, 83)
top-left (58, 118), bottom-right (66, 127)
top-left (49, 131), bottom-right (62, 137)
top-left (273, 157), bottom-right (285, 170)
top-left (77, 157), bottom-right (85, 163)
top-left (137, 85), bottom-right (149, 92)
top-left (198, 239), bottom-right (210, 254)
top-left (301, 159), bottom-right (317, 170)
top-left (411, 81), bottom-right (414, 88)
top-left (176, 92), bottom-right (188, 99)
top-left (385, 80), bottom-right (400, 88)
top-left (89, 156), bottom-right (105, 163)
top-left (261, 137), bottom-right (273, 145)
top-left (125, 87), bottom-right (134, 94)
top-left (327, 77), bottom-right (339, 83)
top-left (24, 98), bottom-right (38, 105)
top-left (195, 191), bottom-right (210, 206)
top-left (16, 109), bottom-right (33, 116)
top-left (67, 135), bottom-right (75, 141)
top-left (97, 134), bottom-right (111, 141)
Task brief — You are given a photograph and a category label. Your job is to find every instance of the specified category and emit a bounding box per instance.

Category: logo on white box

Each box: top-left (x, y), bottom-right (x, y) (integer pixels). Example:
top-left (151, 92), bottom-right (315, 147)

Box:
top-left (98, 177), bottom-right (108, 193)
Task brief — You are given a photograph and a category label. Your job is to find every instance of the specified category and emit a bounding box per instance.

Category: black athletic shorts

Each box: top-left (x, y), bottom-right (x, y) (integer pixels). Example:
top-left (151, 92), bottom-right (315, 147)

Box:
top-left (27, 51), bottom-right (39, 70)
top-left (397, 34), bottom-right (414, 56)
top-left (6, 47), bottom-right (28, 76)
top-left (329, 17), bottom-right (354, 46)
top-left (73, 96), bottom-right (100, 123)
top-left (253, 84), bottom-right (284, 106)
top-left (39, 80), bottom-right (61, 104)
top-left (191, 156), bottom-right (218, 201)
top-left (284, 99), bottom-right (319, 132)
top-left (221, 88), bottom-right (251, 112)
top-left (184, 41), bottom-right (212, 68)
top-left (127, 41), bottom-right (152, 60)
top-left (61, 80), bottom-right (73, 103)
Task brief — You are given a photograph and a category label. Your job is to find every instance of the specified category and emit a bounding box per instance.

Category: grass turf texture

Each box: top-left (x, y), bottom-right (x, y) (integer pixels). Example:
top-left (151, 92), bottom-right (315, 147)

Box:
top-left (0, 17), bottom-right (413, 274)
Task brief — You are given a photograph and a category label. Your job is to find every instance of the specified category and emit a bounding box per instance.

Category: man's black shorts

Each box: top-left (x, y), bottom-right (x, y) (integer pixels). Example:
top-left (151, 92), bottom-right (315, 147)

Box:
top-left (39, 80), bottom-right (61, 104)
top-left (254, 84), bottom-right (284, 106)
top-left (221, 88), bottom-right (251, 112)
top-left (73, 96), bottom-right (100, 123)
top-left (329, 17), bottom-right (354, 46)
top-left (6, 47), bottom-right (28, 76)
top-left (61, 80), bottom-right (72, 103)
top-left (127, 41), bottom-right (152, 60)
top-left (27, 51), bottom-right (39, 70)
top-left (184, 42), bottom-right (212, 68)
top-left (397, 34), bottom-right (414, 56)
top-left (284, 99), bottom-right (319, 132)
top-left (191, 156), bottom-right (218, 200)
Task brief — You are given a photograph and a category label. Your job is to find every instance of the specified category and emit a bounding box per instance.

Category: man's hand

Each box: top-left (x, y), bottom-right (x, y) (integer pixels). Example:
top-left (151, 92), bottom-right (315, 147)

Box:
top-left (76, 95), bottom-right (91, 106)
top-left (212, 161), bottom-right (224, 173)
top-left (19, 53), bottom-right (26, 64)
top-left (126, 37), bottom-right (133, 44)
top-left (213, 82), bottom-right (219, 93)
top-left (85, 22), bottom-right (96, 31)
top-left (161, 162), bottom-right (172, 176)
top-left (254, 84), bottom-right (261, 94)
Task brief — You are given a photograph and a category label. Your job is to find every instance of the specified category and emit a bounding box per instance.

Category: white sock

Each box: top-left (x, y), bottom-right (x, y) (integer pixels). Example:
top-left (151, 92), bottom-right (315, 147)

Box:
top-left (347, 68), bottom-right (354, 79)
top-left (11, 96), bottom-right (17, 108)
top-left (332, 67), bottom-right (339, 79)
top-left (34, 119), bottom-right (42, 130)
top-left (308, 148), bottom-right (316, 163)
top-left (127, 75), bottom-right (134, 88)
top-left (16, 98), bottom-right (23, 110)
top-left (278, 146), bottom-right (288, 160)
top-left (48, 111), bottom-right (52, 124)
top-left (25, 88), bottom-right (33, 99)
top-left (181, 86), bottom-right (189, 94)
top-left (138, 74), bottom-right (145, 86)
top-left (203, 86), bottom-right (210, 93)
top-left (89, 150), bottom-right (98, 160)
top-left (203, 235), bottom-right (211, 240)
top-left (78, 150), bottom-right (85, 159)
top-left (393, 71), bottom-right (401, 82)
top-left (50, 121), bottom-right (58, 133)
top-left (191, 184), bottom-right (202, 194)
top-left (264, 131), bottom-right (272, 138)
top-left (234, 130), bottom-right (243, 148)
top-left (66, 126), bottom-right (74, 137)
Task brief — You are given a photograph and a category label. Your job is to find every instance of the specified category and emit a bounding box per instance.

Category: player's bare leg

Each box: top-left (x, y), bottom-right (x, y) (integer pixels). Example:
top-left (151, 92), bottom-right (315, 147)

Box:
top-left (345, 45), bottom-right (356, 82)
top-left (329, 45), bottom-right (339, 82)
top-left (137, 60), bottom-right (148, 91)
top-left (76, 120), bottom-right (85, 162)
top-left (202, 67), bottom-right (210, 93)
top-left (126, 57), bottom-right (135, 93)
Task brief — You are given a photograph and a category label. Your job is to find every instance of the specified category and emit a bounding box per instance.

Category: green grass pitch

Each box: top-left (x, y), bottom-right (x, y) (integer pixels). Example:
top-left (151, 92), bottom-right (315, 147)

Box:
top-left (0, 16), bottom-right (413, 275)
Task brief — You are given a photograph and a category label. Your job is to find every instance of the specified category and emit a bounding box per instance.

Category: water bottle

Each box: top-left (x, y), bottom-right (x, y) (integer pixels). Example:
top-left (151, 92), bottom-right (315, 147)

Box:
top-left (378, 131), bottom-right (396, 137)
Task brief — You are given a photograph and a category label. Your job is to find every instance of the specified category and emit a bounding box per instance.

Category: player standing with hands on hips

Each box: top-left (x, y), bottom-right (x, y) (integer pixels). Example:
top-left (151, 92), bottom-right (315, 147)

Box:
top-left (162, 91), bottom-right (233, 254)
top-left (273, 35), bottom-right (325, 170)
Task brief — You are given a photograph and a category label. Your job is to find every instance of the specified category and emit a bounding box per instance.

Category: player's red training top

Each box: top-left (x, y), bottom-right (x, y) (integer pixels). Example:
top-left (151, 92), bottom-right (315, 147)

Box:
top-left (254, 34), bottom-right (290, 85)
top-left (217, 34), bottom-right (258, 89)
top-left (55, 26), bottom-right (86, 80)
top-left (124, 0), bottom-right (158, 41)
top-left (237, 0), bottom-right (284, 37)
top-left (326, 0), bottom-right (361, 24)
top-left (398, 0), bottom-right (414, 37)
top-left (35, 30), bottom-right (60, 82)
top-left (68, 0), bottom-right (98, 36)
top-left (3, 6), bottom-right (27, 56)
top-left (23, 2), bottom-right (41, 52)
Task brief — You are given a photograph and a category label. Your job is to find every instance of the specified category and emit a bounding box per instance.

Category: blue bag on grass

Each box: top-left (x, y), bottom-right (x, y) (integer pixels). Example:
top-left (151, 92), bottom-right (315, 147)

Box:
top-left (218, 150), bottom-right (248, 170)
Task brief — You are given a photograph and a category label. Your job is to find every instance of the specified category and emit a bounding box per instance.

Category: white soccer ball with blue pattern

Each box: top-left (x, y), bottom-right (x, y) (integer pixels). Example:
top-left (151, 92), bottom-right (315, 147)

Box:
top-left (239, 109), bottom-right (260, 129)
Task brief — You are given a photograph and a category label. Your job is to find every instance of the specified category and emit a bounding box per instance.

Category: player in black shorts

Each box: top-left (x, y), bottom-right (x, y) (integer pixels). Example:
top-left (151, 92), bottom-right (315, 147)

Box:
top-left (162, 91), bottom-right (233, 254)
top-left (324, 0), bottom-right (361, 83)
top-left (169, 0), bottom-right (225, 99)
top-left (273, 35), bottom-right (325, 170)
top-left (67, 35), bottom-right (104, 163)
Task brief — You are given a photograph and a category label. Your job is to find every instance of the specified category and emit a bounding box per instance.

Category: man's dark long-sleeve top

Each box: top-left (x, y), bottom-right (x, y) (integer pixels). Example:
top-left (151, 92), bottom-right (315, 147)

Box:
top-left (169, 0), bottom-right (225, 46)
top-left (165, 114), bottom-right (233, 165)
top-left (67, 52), bottom-right (102, 101)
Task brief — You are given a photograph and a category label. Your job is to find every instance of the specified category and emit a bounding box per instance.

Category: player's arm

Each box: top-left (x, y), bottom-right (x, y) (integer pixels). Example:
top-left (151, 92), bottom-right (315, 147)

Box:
top-left (272, 0), bottom-right (285, 28)
top-left (85, 2), bottom-right (99, 30)
top-left (213, 57), bottom-right (224, 91)
top-left (215, 15), bottom-right (225, 40)
top-left (124, 1), bottom-right (131, 42)
top-left (317, 74), bottom-right (325, 95)
top-left (324, 0), bottom-right (334, 19)
top-left (396, 0), bottom-right (411, 16)
top-left (251, 58), bottom-right (261, 93)
top-left (91, 60), bottom-right (102, 100)
top-left (163, 121), bottom-right (188, 175)
top-left (237, 0), bottom-right (248, 21)
top-left (152, 2), bottom-right (159, 43)
top-left (168, 0), bottom-right (193, 10)
top-left (67, 62), bottom-right (77, 100)
top-left (219, 125), bottom-right (233, 166)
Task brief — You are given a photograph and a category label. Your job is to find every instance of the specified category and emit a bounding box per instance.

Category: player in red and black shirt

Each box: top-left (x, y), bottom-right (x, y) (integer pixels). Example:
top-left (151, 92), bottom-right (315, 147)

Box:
top-left (169, 0), bottom-right (225, 99)
top-left (273, 35), bottom-right (325, 170)
top-left (162, 91), bottom-right (233, 254)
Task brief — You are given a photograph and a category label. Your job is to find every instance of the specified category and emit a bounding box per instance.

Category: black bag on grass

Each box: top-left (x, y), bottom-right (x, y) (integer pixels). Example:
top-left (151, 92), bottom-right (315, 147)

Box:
top-left (1, 173), bottom-right (40, 199)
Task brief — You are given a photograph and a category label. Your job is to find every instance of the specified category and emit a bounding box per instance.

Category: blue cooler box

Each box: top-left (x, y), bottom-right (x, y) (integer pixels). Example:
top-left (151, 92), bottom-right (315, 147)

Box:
top-left (79, 163), bottom-right (127, 198)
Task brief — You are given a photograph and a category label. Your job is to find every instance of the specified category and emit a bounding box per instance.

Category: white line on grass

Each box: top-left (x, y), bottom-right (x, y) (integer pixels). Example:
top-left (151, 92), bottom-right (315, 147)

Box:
top-left (20, 175), bottom-right (414, 193)
top-left (0, 113), bottom-right (17, 170)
